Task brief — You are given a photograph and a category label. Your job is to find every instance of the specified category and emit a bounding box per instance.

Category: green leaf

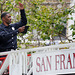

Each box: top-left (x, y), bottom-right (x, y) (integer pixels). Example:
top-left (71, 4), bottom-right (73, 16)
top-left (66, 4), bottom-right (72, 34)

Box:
top-left (60, 0), bottom-right (62, 2)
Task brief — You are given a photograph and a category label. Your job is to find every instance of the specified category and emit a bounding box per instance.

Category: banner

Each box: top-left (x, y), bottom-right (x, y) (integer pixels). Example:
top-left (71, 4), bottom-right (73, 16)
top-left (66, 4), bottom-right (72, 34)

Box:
top-left (32, 49), bottom-right (75, 75)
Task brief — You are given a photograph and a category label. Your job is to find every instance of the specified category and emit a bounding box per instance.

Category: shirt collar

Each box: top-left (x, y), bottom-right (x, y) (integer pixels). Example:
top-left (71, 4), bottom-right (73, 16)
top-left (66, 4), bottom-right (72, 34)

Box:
top-left (1, 23), bottom-right (11, 28)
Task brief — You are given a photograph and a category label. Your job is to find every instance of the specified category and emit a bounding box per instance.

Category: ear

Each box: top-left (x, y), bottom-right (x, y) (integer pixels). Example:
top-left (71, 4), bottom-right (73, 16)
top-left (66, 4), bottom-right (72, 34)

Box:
top-left (2, 17), bottom-right (5, 21)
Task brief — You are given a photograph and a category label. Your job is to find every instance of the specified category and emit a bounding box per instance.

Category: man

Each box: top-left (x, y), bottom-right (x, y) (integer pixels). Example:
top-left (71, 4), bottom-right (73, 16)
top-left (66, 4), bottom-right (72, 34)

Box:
top-left (0, 2), bottom-right (27, 52)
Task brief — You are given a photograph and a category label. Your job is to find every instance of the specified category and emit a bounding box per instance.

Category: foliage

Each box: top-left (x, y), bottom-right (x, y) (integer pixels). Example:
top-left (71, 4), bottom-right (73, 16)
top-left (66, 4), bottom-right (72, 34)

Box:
top-left (26, 0), bottom-right (74, 43)
top-left (69, 6), bottom-right (75, 39)
top-left (70, 21), bottom-right (75, 37)
top-left (0, 0), bottom-right (75, 48)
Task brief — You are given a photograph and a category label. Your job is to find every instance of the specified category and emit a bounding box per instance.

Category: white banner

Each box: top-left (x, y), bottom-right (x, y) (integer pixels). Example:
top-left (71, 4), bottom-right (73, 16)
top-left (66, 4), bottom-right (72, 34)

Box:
top-left (32, 49), bottom-right (75, 75)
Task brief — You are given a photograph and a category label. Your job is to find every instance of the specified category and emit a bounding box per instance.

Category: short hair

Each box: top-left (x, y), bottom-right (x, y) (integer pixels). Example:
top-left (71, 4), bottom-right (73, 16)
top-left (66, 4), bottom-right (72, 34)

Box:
top-left (1, 12), bottom-right (9, 19)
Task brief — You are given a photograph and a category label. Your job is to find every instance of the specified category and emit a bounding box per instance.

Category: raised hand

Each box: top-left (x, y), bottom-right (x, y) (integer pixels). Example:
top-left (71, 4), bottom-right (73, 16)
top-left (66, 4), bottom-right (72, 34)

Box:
top-left (17, 2), bottom-right (24, 10)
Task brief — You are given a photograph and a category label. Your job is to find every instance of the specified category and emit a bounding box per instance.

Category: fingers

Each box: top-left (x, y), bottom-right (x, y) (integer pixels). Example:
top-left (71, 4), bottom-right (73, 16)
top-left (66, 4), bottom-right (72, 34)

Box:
top-left (16, 2), bottom-right (24, 10)
top-left (18, 26), bottom-right (25, 33)
top-left (18, 2), bottom-right (23, 6)
top-left (22, 26), bottom-right (25, 29)
top-left (16, 2), bottom-right (22, 8)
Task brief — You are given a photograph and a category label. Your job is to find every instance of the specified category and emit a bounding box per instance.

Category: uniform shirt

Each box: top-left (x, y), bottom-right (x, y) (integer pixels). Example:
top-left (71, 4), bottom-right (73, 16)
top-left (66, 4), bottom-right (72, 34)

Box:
top-left (0, 9), bottom-right (27, 52)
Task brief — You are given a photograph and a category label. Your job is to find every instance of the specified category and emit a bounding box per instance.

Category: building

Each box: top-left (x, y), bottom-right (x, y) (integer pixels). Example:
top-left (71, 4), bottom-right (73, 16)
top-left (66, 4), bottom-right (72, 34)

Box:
top-left (68, 0), bottom-right (75, 40)
top-left (43, 0), bottom-right (70, 8)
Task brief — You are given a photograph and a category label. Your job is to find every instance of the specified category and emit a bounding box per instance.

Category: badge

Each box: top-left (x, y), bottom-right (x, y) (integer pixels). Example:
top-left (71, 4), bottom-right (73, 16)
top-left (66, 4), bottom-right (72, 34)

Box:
top-left (12, 27), bottom-right (15, 30)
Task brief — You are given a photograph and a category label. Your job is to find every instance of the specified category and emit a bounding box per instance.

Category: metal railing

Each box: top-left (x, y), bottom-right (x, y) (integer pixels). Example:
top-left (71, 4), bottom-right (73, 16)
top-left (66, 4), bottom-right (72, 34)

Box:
top-left (0, 42), bottom-right (75, 75)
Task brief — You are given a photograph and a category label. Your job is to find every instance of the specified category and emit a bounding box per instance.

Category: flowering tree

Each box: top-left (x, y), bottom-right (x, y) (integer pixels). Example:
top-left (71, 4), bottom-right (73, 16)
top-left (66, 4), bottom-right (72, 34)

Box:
top-left (0, 0), bottom-right (74, 48)
top-left (26, 0), bottom-right (74, 45)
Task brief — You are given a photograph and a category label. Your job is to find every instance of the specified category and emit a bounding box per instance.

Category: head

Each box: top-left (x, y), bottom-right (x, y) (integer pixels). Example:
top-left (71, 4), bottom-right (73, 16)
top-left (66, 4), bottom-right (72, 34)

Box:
top-left (1, 12), bottom-right (11, 25)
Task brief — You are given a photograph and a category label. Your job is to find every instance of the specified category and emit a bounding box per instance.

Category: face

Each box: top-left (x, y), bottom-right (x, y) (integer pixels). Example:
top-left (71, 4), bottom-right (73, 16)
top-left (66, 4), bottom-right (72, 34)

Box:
top-left (2, 14), bottom-right (11, 25)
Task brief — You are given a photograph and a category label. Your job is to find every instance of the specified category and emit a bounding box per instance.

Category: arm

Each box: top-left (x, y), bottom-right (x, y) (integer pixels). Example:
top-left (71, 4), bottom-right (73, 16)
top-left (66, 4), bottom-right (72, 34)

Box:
top-left (11, 2), bottom-right (27, 29)
top-left (0, 29), bottom-right (19, 42)
top-left (0, 26), bottom-right (25, 42)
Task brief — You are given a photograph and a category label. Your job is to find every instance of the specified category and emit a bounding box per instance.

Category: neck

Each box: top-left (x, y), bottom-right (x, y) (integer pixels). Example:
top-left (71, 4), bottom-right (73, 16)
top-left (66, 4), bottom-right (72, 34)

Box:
top-left (3, 22), bottom-right (9, 26)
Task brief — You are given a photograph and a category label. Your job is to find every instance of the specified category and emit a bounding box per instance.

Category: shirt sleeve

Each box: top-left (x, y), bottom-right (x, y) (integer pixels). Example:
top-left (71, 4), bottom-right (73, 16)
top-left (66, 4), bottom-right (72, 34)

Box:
top-left (11, 9), bottom-right (27, 29)
top-left (0, 29), bottom-right (19, 42)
